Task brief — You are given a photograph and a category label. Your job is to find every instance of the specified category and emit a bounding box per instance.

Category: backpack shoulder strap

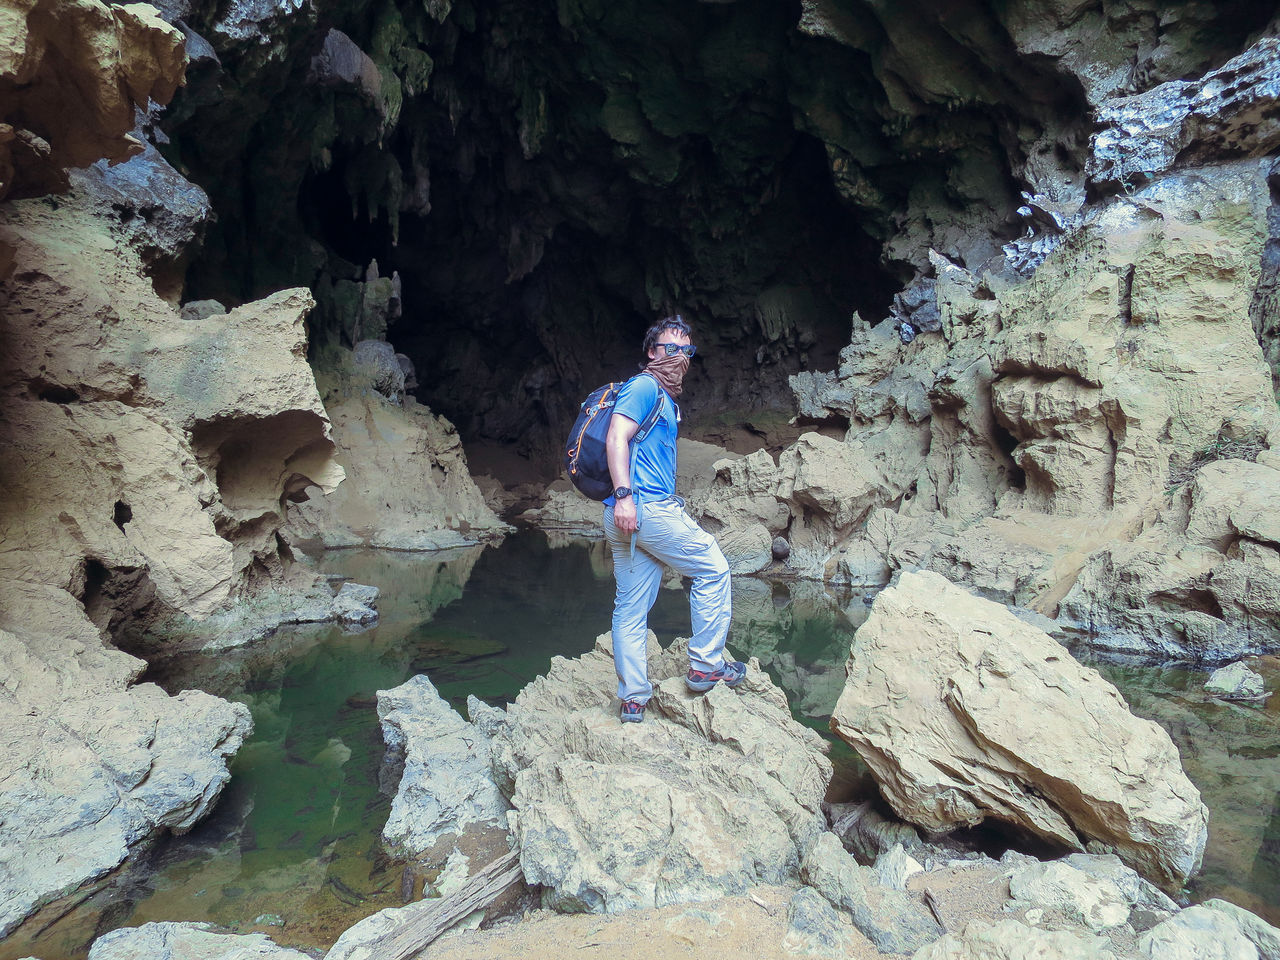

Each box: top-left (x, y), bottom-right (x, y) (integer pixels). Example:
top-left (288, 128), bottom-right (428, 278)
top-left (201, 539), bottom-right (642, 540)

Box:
top-left (629, 372), bottom-right (665, 443)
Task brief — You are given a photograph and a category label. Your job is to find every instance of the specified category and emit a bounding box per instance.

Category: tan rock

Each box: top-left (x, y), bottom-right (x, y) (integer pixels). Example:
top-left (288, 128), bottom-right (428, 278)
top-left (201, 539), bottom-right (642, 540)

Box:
top-left (911, 918), bottom-right (1123, 960)
top-left (285, 392), bottom-right (508, 551)
top-left (830, 571), bottom-right (1207, 890)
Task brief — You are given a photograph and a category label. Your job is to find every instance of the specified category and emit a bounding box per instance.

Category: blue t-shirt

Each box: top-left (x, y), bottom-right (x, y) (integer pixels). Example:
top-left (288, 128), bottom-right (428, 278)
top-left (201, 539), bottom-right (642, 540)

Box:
top-left (605, 374), bottom-right (679, 504)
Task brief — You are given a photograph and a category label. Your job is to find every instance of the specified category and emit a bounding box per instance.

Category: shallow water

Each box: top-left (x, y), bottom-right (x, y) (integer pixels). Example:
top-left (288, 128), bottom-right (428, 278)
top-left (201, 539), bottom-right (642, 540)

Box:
top-left (2, 533), bottom-right (1276, 958)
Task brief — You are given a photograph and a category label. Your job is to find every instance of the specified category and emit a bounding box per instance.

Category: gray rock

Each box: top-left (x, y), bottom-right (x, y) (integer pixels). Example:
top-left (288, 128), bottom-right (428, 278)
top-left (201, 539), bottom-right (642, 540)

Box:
top-left (1006, 856), bottom-right (1173, 932)
top-left (213, 0), bottom-right (308, 44)
top-left (181, 299), bottom-right (227, 322)
top-left (492, 633), bottom-right (831, 913)
top-left (1089, 38), bottom-right (1280, 190)
top-left (75, 139), bottom-right (212, 268)
top-left (1204, 899), bottom-right (1280, 960)
top-left (88, 920), bottom-right (310, 959)
top-left (1205, 661), bottom-right (1267, 702)
top-left (914, 918), bottom-right (1123, 960)
top-left (771, 536), bottom-right (790, 561)
top-left (331, 581), bottom-right (378, 625)
top-left (353, 340), bottom-right (406, 401)
top-left (800, 832), bottom-right (941, 954)
top-left (783, 886), bottom-right (854, 958)
top-left (826, 800), bottom-right (924, 862)
top-left (176, 22), bottom-right (218, 65)
top-left (873, 842), bottom-right (923, 892)
top-left (377, 674), bottom-right (509, 857)
top-left (1138, 904), bottom-right (1260, 960)
top-left (308, 29), bottom-right (382, 105)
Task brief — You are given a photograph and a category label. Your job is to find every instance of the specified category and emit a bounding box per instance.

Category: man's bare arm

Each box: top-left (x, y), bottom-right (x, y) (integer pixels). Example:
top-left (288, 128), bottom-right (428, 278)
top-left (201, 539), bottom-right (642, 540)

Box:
top-left (606, 412), bottom-right (640, 532)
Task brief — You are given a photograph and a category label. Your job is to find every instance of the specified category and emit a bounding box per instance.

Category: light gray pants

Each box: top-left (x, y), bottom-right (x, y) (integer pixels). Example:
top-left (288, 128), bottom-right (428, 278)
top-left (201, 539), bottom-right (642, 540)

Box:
top-left (604, 496), bottom-right (732, 704)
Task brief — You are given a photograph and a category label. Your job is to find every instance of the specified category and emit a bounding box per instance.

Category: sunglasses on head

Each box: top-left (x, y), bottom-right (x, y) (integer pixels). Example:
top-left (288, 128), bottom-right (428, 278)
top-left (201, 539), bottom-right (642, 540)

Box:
top-left (655, 342), bottom-right (697, 357)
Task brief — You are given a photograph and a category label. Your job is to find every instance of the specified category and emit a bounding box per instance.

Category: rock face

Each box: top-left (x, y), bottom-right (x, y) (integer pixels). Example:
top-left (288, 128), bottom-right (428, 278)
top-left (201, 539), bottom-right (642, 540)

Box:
top-left (0, 0), bottom-right (186, 201)
top-left (829, 571), bottom-right (1208, 891)
top-left (86, 921), bottom-right (311, 960)
top-left (377, 674), bottom-right (510, 857)
top-left (283, 386), bottom-right (510, 551)
top-left (486, 633), bottom-right (832, 913)
top-left (0, 170), bottom-right (343, 929)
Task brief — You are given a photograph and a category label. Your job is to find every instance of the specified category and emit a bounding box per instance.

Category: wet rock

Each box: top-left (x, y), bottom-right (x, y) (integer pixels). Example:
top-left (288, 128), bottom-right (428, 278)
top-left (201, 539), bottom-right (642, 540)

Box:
top-left (913, 918), bottom-right (1122, 960)
top-left (489, 633), bottom-right (831, 912)
top-left (1205, 661), bottom-right (1267, 701)
top-left (800, 832), bottom-right (941, 954)
top-left (1089, 38), bottom-right (1280, 191)
top-left (87, 921), bottom-right (310, 959)
top-left (377, 674), bottom-right (509, 858)
top-left (783, 886), bottom-right (855, 958)
top-left (830, 571), bottom-right (1208, 891)
top-left (1138, 904), bottom-right (1261, 960)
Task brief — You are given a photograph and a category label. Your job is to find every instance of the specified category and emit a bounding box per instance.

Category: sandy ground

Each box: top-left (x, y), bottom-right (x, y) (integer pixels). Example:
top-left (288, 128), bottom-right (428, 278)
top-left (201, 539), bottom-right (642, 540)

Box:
top-left (417, 860), bottom-right (1015, 960)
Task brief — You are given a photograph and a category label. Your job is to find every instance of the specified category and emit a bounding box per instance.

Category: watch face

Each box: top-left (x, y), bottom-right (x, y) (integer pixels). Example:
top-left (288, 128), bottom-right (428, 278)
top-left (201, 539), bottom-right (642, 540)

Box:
top-left (614, 486), bottom-right (631, 499)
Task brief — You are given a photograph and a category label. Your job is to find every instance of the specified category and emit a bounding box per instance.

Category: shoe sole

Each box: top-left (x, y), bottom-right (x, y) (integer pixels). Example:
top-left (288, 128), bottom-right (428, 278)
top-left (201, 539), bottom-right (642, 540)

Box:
top-left (620, 714), bottom-right (644, 723)
top-left (686, 672), bottom-right (746, 693)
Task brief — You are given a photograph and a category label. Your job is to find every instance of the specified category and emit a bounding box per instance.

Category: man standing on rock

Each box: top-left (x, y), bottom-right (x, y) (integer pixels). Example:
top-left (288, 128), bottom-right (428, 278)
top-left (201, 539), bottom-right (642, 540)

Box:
top-left (604, 314), bottom-right (746, 723)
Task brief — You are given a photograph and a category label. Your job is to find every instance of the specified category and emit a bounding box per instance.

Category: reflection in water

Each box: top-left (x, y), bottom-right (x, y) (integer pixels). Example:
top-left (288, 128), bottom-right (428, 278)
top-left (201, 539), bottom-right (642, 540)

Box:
top-left (3, 534), bottom-right (1275, 959)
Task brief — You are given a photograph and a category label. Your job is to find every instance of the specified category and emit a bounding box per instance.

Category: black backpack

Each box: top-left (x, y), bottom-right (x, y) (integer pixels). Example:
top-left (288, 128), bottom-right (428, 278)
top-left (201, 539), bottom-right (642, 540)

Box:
top-left (565, 374), bottom-right (664, 500)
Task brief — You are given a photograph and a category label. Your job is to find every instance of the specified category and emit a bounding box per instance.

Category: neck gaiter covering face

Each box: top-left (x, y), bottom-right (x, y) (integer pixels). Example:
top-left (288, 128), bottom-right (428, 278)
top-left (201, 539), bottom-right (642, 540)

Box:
top-left (643, 353), bottom-right (690, 398)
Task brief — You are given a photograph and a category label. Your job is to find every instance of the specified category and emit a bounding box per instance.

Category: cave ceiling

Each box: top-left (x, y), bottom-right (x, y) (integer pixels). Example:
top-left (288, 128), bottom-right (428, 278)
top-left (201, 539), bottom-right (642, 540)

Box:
top-left (158, 0), bottom-right (1276, 455)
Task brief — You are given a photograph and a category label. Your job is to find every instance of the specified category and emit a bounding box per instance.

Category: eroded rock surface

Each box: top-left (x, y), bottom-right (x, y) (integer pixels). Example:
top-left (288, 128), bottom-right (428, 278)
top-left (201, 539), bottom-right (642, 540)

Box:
top-left (830, 571), bottom-right (1208, 891)
top-left (377, 674), bottom-right (510, 857)
top-left (486, 633), bottom-right (832, 913)
top-left (86, 921), bottom-right (311, 960)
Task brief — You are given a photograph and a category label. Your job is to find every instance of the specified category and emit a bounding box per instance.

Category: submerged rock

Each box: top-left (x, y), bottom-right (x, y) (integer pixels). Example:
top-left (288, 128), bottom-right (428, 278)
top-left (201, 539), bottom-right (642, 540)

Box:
top-left (488, 633), bottom-right (832, 913)
top-left (1205, 661), bottom-right (1268, 702)
top-left (830, 571), bottom-right (1208, 891)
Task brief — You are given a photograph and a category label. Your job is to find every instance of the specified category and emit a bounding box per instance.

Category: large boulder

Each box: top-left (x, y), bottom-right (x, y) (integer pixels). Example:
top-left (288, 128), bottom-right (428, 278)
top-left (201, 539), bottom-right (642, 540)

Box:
top-left (830, 571), bottom-right (1207, 891)
top-left (377, 674), bottom-right (510, 857)
top-left (487, 633), bottom-right (832, 913)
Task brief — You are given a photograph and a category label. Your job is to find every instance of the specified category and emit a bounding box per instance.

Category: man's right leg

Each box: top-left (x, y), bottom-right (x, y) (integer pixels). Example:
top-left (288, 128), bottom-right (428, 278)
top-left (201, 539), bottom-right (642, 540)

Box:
top-left (605, 506), bottom-right (664, 704)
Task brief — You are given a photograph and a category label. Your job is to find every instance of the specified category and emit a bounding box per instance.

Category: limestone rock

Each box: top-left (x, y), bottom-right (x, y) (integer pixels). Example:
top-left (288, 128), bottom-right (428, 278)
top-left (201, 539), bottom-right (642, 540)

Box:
top-left (490, 634), bottom-right (831, 913)
top-left (87, 921), bottom-right (311, 959)
top-left (1089, 38), bottom-right (1280, 190)
top-left (800, 832), bottom-right (941, 954)
top-left (0, 0), bottom-right (186, 200)
top-left (1138, 904), bottom-right (1261, 960)
top-left (1006, 855), bottom-right (1176, 933)
top-left (331, 581), bottom-right (379, 626)
top-left (826, 800), bottom-right (925, 863)
top-left (353, 339), bottom-right (406, 401)
top-left (285, 392), bottom-right (509, 551)
top-left (874, 843), bottom-right (923, 892)
top-left (912, 918), bottom-right (1123, 960)
top-left (783, 886), bottom-right (855, 958)
top-left (830, 571), bottom-right (1208, 891)
top-left (1203, 899), bottom-right (1280, 960)
top-left (1205, 661), bottom-right (1267, 702)
top-left (377, 674), bottom-right (509, 858)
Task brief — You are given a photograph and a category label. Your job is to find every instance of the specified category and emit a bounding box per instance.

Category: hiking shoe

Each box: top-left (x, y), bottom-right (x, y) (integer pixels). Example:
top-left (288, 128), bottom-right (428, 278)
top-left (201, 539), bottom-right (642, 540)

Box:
top-left (620, 700), bottom-right (646, 723)
top-left (686, 660), bottom-right (747, 692)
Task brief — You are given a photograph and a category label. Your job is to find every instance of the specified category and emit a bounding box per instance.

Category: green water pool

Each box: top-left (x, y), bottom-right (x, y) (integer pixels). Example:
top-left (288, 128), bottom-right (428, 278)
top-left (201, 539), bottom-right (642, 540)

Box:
top-left (2, 532), bottom-right (1276, 958)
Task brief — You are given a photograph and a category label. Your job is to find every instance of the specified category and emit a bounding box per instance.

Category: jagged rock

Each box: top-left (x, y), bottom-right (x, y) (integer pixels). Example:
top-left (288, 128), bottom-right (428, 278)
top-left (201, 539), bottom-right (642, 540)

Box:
top-left (0, 0), bottom-right (186, 201)
top-left (913, 918), bottom-right (1122, 960)
top-left (1205, 661), bottom-right (1268, 701)
top-left (74, 136), bottom-right (212, 270)
top-left (377, 674), bottom-right (510, 857)
top-left (1060, 456), bottom-right (1280, 660)
top-left (1138, 904), bottom-right (1261, 960)
top-left (799, 832), bottom-right (941, 954)
top-left (283, 391), bottom-right (509, 551)
top-left (489, 633), bottom-right (831, 913)
top-left (1089, 38), bottom-right (1280, 191)
top-left (87, 921), bottom-right (311, 959)
top-left (353, 339), bottom-right (406, 401)
top-left (826, 800), bottom-right (925, 863)
top-left (783, 886), bottom-right (855, 958)
top-left (874, 843), bottom-right (923, 892)
top-left (331, 581), bottom-right (379, 625)
top-left (830, 571), bottom-right (1208, 891)
top-left (1204, 899), bottom-right (1280, 960)
top-left (212, 0), bottom-right (309, 44)
top-left (1006, 855), bottom-right (1176, 933)
top-left (308, 28), bottom-right (382, 103)
top-left (181, 299), bottom-right (228, 321)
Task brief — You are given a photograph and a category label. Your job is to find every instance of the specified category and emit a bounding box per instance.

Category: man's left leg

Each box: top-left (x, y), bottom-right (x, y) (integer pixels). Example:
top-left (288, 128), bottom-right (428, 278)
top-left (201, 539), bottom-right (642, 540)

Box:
top-left (633, 499), bottom-right (739, 681)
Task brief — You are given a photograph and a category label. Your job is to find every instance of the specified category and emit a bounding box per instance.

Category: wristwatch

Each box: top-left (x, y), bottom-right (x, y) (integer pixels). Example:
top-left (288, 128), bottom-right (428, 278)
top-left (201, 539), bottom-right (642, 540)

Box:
top-left (613, 486), bottom-right (632, 500)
